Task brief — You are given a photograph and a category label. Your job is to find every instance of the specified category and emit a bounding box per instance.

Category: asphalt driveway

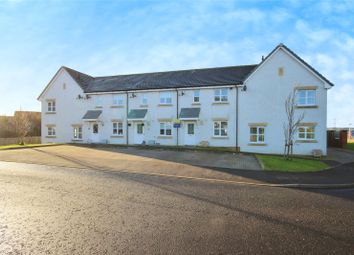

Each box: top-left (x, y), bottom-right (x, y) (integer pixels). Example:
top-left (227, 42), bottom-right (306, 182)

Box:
top-left (0, 145), bottom-right (262, 183)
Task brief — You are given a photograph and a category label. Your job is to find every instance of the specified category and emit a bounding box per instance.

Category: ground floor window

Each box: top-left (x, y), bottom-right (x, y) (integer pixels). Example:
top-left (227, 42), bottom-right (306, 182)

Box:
top-left (249, 126), bottom-right (265, 143)
top-left (47, 126), bottom-right (56, 136)
top-left (160, 122), bottom-right (172, 136)
top-left (298, 126), bottom-right (315, 140)
top-left (213, 121), bottom-right (228, 137)
top-left (73, 126), bottom-right (82, 139)
top-left (113, 122), bottom-right (123, 135)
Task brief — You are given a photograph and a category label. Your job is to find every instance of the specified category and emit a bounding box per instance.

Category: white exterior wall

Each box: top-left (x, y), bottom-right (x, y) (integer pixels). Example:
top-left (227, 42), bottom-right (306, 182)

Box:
top-left (39, 47), bottom-right (330, 155)
top-left (238, 48), bottom-right (328, 155)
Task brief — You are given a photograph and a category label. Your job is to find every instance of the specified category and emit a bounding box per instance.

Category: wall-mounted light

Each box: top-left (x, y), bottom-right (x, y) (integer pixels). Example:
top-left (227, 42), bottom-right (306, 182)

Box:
top-left (130, 93), bottom-right (137, 98)
top-left (242, 85), bottom-right (247, 92)
top-left (179, 91), bottom-right (185, 96)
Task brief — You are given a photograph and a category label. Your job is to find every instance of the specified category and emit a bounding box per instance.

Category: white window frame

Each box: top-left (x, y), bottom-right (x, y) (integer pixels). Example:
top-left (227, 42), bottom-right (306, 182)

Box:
top-left (112, 95), bottom-right (124, 106)
top-left (296, 89), bottom-right (316, 106)
top-left (214, 89), bottom-right (228, 102)
top-left (193, 90), bottom-right (200, 103)
top-left (73, 125), bottom-right (82, 140)
top-left (249, 126), bottom-right (265, 143)
top-left (112, 122), bottom-right (124, 136)
top-left (298, 126), bottom-right (315, 140)
top-left (159, 92), bottom-right (172, 105)
top-left (141, 93), bottom-right (148, 105)
top-left (47, 100), bottom-right (56, 112)
top-left (47, 126), bottom-right (56, 136)
top-left (213, 121), bottom-right (228, 137)
top-left (159, 122), bottom-right (172, 136)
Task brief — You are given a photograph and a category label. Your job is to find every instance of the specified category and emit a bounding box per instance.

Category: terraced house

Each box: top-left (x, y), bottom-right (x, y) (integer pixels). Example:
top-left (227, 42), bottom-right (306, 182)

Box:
top-left (38, 44), bottom-right (334, 155)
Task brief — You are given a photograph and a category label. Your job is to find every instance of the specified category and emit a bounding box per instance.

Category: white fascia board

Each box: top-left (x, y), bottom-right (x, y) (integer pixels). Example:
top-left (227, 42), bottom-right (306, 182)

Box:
top-left (37, 67), bottom-right (64, 100)
top-left (84, 85), bottom-right (240, 95)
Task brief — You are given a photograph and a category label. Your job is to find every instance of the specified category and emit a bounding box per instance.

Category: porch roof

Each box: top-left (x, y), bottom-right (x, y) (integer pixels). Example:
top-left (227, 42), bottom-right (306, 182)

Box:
top-left (179, 108), bottom-right (200, 120)
top-left (82, 110), bottom-right (102, 120)
top-left (127, 109), bottom-right (148, 119)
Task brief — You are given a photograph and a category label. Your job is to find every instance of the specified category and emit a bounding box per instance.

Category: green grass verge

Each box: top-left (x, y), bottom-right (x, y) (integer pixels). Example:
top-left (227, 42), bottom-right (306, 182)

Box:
top-left (0, 143), bottom-right (58, 150)
top-left (257, 154), bottom-right (328, 172)
top-left (345, 142), bottom-right (354, 151)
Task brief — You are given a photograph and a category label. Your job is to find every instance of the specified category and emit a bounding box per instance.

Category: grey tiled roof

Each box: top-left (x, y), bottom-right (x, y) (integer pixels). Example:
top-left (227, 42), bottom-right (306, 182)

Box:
top-left (63, 65), bottom-right (257, 93)
top-left (82, 110), bottom-right (102, 120)
top-left (127, 109), bottom-right (148, 119)
top-left (179, 108), bottom-right (201, 119)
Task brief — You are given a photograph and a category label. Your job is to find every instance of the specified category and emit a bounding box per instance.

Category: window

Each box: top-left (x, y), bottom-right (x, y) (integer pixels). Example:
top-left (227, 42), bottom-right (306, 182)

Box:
top-left (112, 95), bottom-right (124, 106)
top-left (214, 89), bottom-right (228, 102)
top-left (95, 96), bottom-right (103, 107)
top-left (73, 126), bottom-right (82, 140)
top-left (160, 122), bottom-right (172, 136)
top-left (298, 126), bottom-right (315, 140)
top-left (113, 122), bottom-right (123, 135)
top-left (187, 123), bottom-right (195, 135)
top-left (159, 92), bottom-right (172, 105)
top-left (193, 90), bottom-right (200, 103)
top-left (93, 123), bottom-right (98, 134)
top-left (213, 121), bottom-right (228, 137)
top-left (141, 94), bottom-right (148, 105)
top-left (47, 126), bottom-right (56, 136)
top-left (297, 90), bottom-right (316, 106)
top-left (47, 100), bottom-right (56, 112)
top-left (249, 126), bottom-right (265, 143)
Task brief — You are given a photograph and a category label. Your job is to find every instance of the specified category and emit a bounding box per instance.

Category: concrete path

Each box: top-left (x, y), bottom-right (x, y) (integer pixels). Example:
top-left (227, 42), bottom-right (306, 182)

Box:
top-left (327, 147), bottom-right (354, 164)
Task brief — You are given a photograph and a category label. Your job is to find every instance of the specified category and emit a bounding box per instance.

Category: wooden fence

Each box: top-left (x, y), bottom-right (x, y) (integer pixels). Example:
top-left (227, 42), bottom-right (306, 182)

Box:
top-left (0, 136), bottom-right (41, 146)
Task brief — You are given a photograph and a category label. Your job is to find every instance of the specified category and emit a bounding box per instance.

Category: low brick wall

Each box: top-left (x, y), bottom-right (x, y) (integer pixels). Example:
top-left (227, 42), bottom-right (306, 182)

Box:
top-left (0, 136), bottom-right (41, 145)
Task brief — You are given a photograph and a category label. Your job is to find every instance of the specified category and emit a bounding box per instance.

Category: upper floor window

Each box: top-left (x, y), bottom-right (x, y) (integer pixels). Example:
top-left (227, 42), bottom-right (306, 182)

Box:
top-left (213, 121), bottom-right (228, 137)
top-left (297, 90), bottom-right (316, 106)
top-left (47, 126), bottom-right (56, 136)
top-left (250, 126), bottom-right (265, 143)
top-left (112, 95), bottom-right (124, 106)
top-left (298, 126), bottom-right (315, 140)
top-left (214, 89), bottom-right (228, 102)
top-left (113, 122), bottom-right (123, 135)
top-left (95, 96), bottom-right (103, 107)
top-left (47, 100), bottom-right (56, 112)
top-left (193, 90), bottom-right (200, 103)
top-left (141, 94), bottom-right (148, 105)
top-left (160, 122), bottom-right (172, 136)
top-left (73, 125), bottom-right (82, 140)
top-left (160, 92), bottom-right (172, 105)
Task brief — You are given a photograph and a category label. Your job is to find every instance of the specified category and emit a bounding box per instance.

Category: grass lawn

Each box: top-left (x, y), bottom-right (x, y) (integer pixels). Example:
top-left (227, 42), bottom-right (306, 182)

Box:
top-left (257, 154), bottom-right (328, 172)
top-left (345, 142), bottom-right (354, 151)
top-left (0, 143), bottom-right (57, 150)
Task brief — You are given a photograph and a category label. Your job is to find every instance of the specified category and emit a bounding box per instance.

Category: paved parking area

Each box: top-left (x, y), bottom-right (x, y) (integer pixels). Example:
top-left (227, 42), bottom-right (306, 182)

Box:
top-left (0, 145), bottom-right (261, 182)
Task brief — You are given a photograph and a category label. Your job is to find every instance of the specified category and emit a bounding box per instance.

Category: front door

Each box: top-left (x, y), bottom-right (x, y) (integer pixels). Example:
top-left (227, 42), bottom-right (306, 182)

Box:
top-left (91, 123), bottom-right (100, 143)
top-left (134, 123), bottom-right (144, 144)
top-left (184, 122), bottom-right (196, 145)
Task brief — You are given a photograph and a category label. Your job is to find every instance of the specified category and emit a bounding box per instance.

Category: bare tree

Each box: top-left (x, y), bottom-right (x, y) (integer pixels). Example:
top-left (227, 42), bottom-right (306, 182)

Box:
top-left (11, 111), bottom-right (32, 145)
top-left (283, 91), bottom-right (305, 160)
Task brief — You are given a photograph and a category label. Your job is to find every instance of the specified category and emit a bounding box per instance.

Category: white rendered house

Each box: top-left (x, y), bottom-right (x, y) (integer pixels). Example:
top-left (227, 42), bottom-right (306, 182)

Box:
top-left (38, 44), bottom-right (333, 155)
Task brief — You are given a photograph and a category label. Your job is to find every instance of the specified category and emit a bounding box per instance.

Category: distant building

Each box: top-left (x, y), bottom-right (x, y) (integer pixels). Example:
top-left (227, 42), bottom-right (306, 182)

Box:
top-left (0, 111), bottom-right (41, 138)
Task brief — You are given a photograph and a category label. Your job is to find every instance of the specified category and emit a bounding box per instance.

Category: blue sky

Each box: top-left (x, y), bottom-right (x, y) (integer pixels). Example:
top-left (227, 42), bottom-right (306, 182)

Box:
top-left (0, 0), bottom-right (353, 127)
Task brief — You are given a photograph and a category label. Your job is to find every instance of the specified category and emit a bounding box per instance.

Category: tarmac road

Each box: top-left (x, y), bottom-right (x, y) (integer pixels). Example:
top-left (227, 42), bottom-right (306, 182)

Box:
top-left (0, 161), bottom-right (353, 254)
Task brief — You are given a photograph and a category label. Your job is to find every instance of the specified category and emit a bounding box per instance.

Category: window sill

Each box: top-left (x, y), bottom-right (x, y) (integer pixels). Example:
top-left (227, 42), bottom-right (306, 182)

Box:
top-left (212, 102), bottom-right (229, 105)
top-left (296, 105), bottom-right (318, 109)
top-left (296, 140), bottom-right (318, 143)
top-left (110, 105), bottom-right (124, 108)
top-left (95, 106), bottom-right (103, 109)
top-left (212, 136), bottom-right (229, 139)
top-left (45, 112), bottom-right (56, 114)
top-left (111, 135), bottom-right (124, 138)
top-left (72, 139), bottom-right (83, 142)
top-left (158, 104), bottom-right (173, 107)
top-left (192, 102), bottom-right (201, 105)
top-left (158, 135), bottom-right (173, 139)
top-left (46, 136), bottom-right (56, 138)
top-left (248, 143), bottom-right (267, 146)
top-left (140, 104), bottom-right (149, 108)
